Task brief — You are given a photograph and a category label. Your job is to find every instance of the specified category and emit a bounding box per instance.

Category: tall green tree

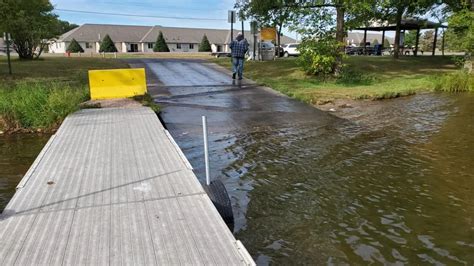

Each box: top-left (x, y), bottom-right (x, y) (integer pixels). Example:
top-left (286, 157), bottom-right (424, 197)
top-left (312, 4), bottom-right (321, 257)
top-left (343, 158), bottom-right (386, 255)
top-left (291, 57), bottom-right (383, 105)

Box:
top-left (236, 0), bottom-right (293, 56)
top-left (374, 0), bottom-right (438, 59)
top-left (0, 0), bottom-right (61, 59)
top-left (404, 30), bottom-right (418, 47)
top-left (66, 38), bottom-right (84, 53)
top-left (198, 34), bottom-right (212, 52)
top-left (153, 31), bottom-right (170, 52)
top-left (420, 30), bottom-right (435, 51)
top-left (242, 0), bottom-right (376, 74)
top-left (443, 2), bottom-right (473, 54)
top-left (99, 34), bottom-right (118, 53)
top-left (58, 20), bottom-right (79, 35)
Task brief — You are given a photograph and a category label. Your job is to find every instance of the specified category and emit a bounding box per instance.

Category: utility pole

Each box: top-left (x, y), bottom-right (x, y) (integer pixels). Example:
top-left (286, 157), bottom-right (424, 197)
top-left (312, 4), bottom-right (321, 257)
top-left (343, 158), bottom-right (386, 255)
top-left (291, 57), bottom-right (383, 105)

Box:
top-left (3, 32), bottom-right (12, 75)
top-left (250, 21), bottom-right (257, 60)
top-left (229, 10), bottom-right (236, 43)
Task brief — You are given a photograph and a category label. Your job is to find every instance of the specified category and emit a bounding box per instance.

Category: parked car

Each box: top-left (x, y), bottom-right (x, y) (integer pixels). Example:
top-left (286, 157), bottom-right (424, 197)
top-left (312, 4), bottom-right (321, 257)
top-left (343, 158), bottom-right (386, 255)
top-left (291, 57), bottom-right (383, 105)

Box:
top-left (282, 43), bottom-right (300, 57)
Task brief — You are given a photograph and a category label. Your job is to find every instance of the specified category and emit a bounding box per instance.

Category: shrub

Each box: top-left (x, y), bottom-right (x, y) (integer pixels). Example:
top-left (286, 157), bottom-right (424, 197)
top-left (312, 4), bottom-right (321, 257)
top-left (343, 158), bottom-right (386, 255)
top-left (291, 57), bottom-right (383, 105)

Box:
top-left (0, 82), bottom-right (88, 130)
top-left (297, 37), bottom-right (344, 77)
top-left (99, 34), bottom-right (118, 53)
top-left (199, 34), bottom-right (212, 52)
top-left (153, 31), bottom-right (170, 52)
top-left (66, 38), bottom-right (84, 53)
top-left (434, 70), bottom-right (473, 92)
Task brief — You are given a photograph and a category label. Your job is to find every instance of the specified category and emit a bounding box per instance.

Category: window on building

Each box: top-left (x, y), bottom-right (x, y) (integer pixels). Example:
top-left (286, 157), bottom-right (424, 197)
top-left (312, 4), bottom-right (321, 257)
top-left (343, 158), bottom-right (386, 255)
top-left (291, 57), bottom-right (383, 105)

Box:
top-left (176, 43), bottom-right (181, 49)
top-left (189, 43), bottom-right (194, 49)
top-left (85, 42), bottom-right (92, 48)
top-left (148, 43), bottom-right (154, 49)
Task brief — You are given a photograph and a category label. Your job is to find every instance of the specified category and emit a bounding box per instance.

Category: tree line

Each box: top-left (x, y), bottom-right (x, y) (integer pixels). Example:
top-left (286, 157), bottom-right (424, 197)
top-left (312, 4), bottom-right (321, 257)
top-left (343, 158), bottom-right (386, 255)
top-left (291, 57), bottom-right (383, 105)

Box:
top-left (237, 0), bottom-right (473, 75)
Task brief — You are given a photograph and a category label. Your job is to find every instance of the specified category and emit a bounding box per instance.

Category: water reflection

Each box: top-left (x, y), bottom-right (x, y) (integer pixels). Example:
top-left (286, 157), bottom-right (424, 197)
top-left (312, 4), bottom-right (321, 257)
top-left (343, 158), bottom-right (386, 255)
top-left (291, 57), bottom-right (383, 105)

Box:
top-left (0, 134), bottom-right (51, 211)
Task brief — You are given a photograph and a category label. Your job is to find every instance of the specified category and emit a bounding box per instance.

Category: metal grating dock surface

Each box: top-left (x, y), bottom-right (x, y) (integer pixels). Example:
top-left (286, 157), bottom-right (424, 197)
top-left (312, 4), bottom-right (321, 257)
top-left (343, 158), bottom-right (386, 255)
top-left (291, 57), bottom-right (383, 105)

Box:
top-left (0, 107), bottom-right (253, 265)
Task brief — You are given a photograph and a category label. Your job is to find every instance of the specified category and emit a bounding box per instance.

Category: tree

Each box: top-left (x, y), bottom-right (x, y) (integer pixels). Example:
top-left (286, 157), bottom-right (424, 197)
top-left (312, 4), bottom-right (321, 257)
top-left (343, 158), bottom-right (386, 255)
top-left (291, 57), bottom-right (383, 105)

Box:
top-left (0, 0), bottom-right (62, 59)
top-left (66, 38), bottom-right (84, 53)
top-left (444, 9), bottom-right (473, 53)
top-left (420, 30), bottom-right (435, 51)
top-left (99, 34), bottom-right (117, 53)
top-left (58, 20), bottom-right (79, 35)
top-left (236, 0), bottom-right (293, 57)
top-left (404, 30), bottom-right (418, 47)
top-left (243, 0), bottom-right (376, 74)
top-left (153, 31), bottom-right (170, 52)
top-left (374, 0), bottom-right (438, 59)
top-left (198, 34), bottom-right (212, 52)
top-left (384, 38), bottom-right (391, 47)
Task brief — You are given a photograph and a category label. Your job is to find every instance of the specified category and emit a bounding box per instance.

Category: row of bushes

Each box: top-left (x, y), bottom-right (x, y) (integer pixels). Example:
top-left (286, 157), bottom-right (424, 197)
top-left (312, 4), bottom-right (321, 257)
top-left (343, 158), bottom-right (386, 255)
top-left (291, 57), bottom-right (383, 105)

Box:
top-left (0, 82), bottom-right (88, 132)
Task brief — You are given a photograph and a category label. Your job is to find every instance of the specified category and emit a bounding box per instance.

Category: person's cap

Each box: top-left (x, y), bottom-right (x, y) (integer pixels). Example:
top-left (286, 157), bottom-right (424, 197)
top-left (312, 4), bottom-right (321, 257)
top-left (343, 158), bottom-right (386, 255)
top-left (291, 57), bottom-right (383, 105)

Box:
top-left (237, 32), bottom-right (243, 36)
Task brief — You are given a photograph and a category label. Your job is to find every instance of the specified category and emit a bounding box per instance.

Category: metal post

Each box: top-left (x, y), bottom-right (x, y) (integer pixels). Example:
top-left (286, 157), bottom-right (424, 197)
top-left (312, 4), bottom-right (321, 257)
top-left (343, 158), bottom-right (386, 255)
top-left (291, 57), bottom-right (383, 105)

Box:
top-left (414, 27), bottom-right (420, 56)
top-left (4, 32), bottom-right (12, 75)
top-left (381, 30), bottom-right (385, 50)
top-left (432, 27), bottom-right (438, 56)
top-left (253, 34), bottom-right (257, 60)
top-left (231, 20), bottom-right (234, 43)
top-left (441, 28), bottom-right (445, 56)
top-left (241, 20), bottom-right (244, 39)
top-left (363, 29), bottom-right (367, 55)
top-left (202, 116), bottom-right (211, 186)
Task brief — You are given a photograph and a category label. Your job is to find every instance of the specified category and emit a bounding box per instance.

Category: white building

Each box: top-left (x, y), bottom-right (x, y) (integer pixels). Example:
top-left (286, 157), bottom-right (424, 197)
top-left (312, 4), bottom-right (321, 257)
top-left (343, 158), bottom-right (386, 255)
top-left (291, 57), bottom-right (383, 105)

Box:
top-left (49, 24), bottom-right (297, 54)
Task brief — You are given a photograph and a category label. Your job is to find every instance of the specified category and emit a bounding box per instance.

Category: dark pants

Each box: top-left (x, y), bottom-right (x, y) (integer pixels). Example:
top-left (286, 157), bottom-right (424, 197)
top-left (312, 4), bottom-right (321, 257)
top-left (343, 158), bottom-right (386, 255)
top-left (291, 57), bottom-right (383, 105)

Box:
top-left (232, 57), bottom-right (244, 78)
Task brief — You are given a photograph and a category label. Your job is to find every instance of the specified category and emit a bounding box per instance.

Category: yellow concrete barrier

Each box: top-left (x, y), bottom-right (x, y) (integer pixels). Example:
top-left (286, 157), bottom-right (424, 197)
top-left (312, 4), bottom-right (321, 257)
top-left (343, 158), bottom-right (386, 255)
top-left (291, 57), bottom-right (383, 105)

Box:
top-left (88, 68), bottom-right (147, 100)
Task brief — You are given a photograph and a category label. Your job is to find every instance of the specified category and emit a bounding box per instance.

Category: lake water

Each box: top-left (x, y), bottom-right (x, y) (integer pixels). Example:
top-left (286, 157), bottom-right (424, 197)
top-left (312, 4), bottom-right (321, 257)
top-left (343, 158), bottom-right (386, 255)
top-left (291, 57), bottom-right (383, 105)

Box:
top-left (1, 93), bottom-right (472, 264)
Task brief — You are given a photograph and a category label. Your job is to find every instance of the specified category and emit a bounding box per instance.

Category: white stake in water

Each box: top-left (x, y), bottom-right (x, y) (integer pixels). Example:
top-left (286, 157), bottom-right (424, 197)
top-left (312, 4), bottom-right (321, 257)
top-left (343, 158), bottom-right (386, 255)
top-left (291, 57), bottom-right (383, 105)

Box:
top-left (202, 116), bottom-right (211, 186)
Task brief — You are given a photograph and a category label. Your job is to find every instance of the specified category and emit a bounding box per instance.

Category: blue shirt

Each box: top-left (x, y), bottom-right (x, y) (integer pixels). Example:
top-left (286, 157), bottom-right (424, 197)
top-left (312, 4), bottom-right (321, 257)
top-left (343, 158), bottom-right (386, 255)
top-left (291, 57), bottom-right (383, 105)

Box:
top-left (230, 39), bottom-right (249, 58)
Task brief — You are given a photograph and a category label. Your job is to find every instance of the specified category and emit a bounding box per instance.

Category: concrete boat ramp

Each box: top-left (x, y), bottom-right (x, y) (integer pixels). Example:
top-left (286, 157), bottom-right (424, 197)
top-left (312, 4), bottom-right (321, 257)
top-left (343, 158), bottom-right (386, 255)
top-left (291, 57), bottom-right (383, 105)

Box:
top-left (0, 107), bottom-right (254, 265)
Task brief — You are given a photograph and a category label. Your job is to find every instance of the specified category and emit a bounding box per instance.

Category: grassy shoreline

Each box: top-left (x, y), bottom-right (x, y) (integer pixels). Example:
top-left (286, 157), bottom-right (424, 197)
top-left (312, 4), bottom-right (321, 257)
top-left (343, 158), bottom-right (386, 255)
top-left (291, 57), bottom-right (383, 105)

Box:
top-left (212, 56), bottom-right (466, 104)
top-left (0, 57), bottom-right (129, 133)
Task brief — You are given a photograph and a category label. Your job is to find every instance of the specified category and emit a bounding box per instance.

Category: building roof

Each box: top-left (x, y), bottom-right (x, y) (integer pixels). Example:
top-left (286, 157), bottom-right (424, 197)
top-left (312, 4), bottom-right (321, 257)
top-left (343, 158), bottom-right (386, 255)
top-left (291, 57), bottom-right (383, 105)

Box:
top-left (59, 24), bottom-right (154, 43)
top-left (58, 24), bottom-right (297, 45)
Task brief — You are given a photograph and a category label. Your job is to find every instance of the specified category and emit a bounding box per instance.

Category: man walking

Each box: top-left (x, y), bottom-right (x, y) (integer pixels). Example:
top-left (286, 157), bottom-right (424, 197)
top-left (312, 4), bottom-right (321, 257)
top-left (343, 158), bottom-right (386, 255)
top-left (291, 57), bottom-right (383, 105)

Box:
top-left (229, 32), bottom-right (249, 80)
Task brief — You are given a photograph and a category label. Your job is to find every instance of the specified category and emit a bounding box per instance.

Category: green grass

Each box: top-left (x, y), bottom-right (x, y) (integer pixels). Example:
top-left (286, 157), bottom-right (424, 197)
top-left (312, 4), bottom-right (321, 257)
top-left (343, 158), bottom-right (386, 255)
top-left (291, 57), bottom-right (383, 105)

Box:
top-left (212, 56), bottom-right (463, 104)
top-left (434, 70), bottom-right (473, 92)
top-left (0, 57), bottom-right (129, 132)
top-left (133, 93), bottom-right (161, 113)
top-left (0, 82), bottom-right (88, 130)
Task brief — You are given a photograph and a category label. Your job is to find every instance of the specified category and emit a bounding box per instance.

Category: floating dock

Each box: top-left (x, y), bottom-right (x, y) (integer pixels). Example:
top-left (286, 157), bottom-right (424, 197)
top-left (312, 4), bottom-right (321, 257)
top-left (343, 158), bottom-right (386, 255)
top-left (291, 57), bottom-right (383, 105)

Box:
top-left (0, 107), bottom-right (254, 265)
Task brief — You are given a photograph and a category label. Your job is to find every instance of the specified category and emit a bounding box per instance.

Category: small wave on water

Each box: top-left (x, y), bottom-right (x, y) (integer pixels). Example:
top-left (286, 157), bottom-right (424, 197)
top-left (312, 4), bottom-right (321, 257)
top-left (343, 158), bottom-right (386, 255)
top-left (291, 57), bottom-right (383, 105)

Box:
top-left (214, 94), bottom-right (474, 265)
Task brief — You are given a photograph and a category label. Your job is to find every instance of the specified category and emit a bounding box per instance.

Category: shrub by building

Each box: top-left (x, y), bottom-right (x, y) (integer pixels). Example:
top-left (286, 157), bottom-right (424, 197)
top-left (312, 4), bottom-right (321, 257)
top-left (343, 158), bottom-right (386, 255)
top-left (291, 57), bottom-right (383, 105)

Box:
top-left (66, 38), bottom-right (84, 53)
top-left (153, 31), bottom-right (170, 52)
top-left (199, 35), bottom-right (212, 52)
top-left (99, 34), bottom-right (118, 53)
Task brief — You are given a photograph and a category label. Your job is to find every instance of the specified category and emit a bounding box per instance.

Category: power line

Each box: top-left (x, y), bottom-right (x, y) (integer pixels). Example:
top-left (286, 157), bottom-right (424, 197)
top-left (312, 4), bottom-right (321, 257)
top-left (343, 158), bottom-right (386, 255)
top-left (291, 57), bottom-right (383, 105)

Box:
top-left (54, 8), bottom-right (227, 21)
top-left (99, 1), bottom-right (228, 12)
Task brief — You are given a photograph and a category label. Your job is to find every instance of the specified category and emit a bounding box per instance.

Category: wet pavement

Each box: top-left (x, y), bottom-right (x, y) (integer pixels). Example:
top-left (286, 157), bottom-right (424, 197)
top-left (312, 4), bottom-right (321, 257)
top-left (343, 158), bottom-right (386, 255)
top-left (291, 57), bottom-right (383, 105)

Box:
top-left (125, 59), bottom-right (474, 265)
top-left (127, 57), bottom-right (342, 231)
